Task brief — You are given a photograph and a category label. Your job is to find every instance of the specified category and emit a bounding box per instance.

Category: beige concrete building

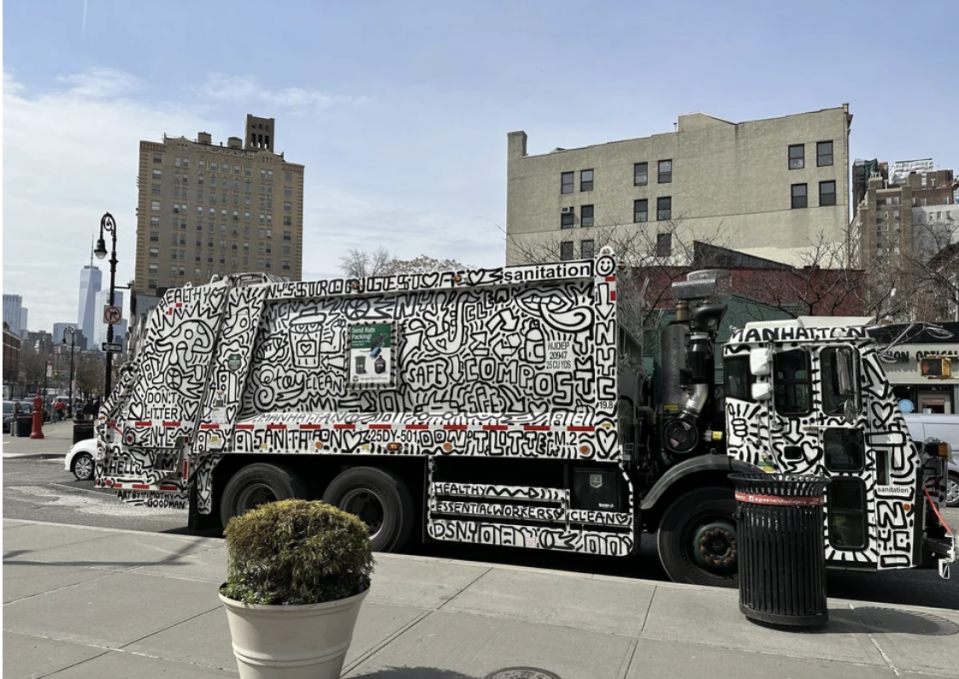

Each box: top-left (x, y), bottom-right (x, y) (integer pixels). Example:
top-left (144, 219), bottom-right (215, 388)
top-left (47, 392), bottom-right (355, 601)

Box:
top-left (135, 114), bottom-right (305, 296)
top-left (506, 105), bottom-right (852, 266)
top-left (854, 164), bottom-right (955, 265)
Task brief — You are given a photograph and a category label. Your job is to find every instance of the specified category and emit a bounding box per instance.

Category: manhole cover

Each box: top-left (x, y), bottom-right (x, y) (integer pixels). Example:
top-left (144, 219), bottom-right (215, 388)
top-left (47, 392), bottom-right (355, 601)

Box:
top-left (485, 669), bottom-right (561, 679)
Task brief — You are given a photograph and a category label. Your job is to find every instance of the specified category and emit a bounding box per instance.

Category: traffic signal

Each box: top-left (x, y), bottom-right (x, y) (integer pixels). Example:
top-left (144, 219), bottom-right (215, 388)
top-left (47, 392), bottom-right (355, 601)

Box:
top-left (920, 356), bottom-right (952, 379)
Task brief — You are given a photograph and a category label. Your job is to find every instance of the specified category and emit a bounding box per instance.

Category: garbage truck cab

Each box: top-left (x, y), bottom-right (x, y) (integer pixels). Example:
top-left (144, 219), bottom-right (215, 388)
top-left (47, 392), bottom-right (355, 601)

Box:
top-left (724, 318), bottom-right (956, 578)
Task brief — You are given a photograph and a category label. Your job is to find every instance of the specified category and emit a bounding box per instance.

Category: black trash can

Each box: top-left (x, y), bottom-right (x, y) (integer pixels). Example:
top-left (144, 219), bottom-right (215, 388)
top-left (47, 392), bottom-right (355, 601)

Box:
top-left (15, 414), bottom-right (32, 438)
top-left (73, 421), bottom-right (95, 445)
top-left (730, 473), bottom-right (831, 628)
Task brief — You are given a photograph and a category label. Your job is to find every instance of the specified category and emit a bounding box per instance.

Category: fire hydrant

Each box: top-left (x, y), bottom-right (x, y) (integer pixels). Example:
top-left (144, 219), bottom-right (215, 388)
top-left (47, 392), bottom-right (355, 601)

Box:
top-left (29, 392), bottom-right (45, 439)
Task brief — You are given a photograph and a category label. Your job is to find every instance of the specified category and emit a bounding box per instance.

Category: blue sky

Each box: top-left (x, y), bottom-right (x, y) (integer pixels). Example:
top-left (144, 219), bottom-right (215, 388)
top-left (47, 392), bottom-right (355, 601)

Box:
top-left (4, 0), bottom-right (958, 332)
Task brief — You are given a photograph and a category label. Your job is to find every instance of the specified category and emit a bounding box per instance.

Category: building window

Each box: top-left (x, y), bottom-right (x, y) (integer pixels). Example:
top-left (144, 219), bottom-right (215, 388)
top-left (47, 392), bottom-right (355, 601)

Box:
top-left (284, 172), bottom-right (293, 182)
top-left (149, 248), bottom-right (159, 258)
top-left (657, 196), bottom-right (672, 221)
top-left (148, 264), bottom-right (158, 274)
top-left (283, 230), bottom-right (292, 241)
top-left (817, 141), bottom-right (833, 167)
top-left (283, 216), bottom-right (292, 226)
top-left (152, 169), bottom-right (162, 179)
top-left (175, 157), bottom-right (182, 168)
top-left (788, 144), bottom-right (804, 170)
top-left (561, 172), bottom-right (574, 195)
top-left (581, 169), bottom-right (594, 192)
top-left (791, 183), bottom-right (807, 209)
top-left (634, 162), bottom-right (648, 186)
top-left (150, 216), bottom-right (160, 227)
top-left (560, 241), bottom-right (574, 261)
top-left (151, 200), bottom-right (161, 211)
top-left (581, 205), bottom-right (594, 227)
top-left (656, 233), bottom-right (672, 257)
top-left (819, 181), bottom-right (836, 207)
top-left (211, 162), bottom-right (218, 171)
top-left (284, 186), bottom-right (293, 198)
top-left (245, 166), bottom-right (252, 176)
top-left (282, 261), bottom-right (291, 271)
top-left (283, 245), bottom-right (291, 255)
top-left (283, 202), bottom-right (291, 212)
top-left (153, 153), bottom-right (162, 163)
top-left (658, 160), bottom-right (672, 183)
top-left (234, 165), bottom-right (241, 175)
top-left (150, 231), bottom-right (159, 242)
top-left (561, 212), bottom-right (574, 229)
top-left (581, 240), bottom-right (595, 259)
top-left (633, 199), bottom-right (648, 223)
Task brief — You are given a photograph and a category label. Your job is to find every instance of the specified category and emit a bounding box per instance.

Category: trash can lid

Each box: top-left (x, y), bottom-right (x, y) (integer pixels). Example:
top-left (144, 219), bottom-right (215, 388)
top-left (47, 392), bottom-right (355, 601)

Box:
top-left (729, 473), bottom-right (830, 497)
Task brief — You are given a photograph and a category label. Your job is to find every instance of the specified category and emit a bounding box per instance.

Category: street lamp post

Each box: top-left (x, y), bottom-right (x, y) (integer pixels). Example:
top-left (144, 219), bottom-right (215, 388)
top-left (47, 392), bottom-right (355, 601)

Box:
top-left (94, 212), bottom-right (118, 395)
top-left (63, 327), bottom-right (76, 418)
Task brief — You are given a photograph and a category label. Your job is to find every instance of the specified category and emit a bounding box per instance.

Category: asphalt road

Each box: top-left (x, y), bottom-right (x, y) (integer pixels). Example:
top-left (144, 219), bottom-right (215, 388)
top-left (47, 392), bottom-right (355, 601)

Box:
top-left (4, 455), bottom-right (958, 610)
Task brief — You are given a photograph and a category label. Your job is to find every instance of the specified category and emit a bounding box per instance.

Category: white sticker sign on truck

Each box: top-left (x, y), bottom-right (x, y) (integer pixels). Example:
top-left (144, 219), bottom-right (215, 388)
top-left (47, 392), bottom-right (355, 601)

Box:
top-left (349, 323), bottom-right (394, 389)
top-left (545, 340), bottom-right (575, 372)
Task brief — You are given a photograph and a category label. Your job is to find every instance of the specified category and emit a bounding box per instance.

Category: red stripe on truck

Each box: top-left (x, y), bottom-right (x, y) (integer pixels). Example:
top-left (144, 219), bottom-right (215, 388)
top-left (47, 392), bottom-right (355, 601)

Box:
top-left (567, 426), bottom-right (593, 432)
top-left (132, 484), bottom-right (150, 490)
top-left (369, 424), bottom-right (392, 430)
top-left (605, 275), bottom-right (616, 282)
top-left (236, 424), bottom-right (254, 430)
top-left (163, 421), bottom-right (181, 427)
top-left (298, 424), bottom-right (322, 430)
top-left (266, 424), bottom-right (287, 430)
top-left (482, 425), bottom-right (508, 431)
top-left (406, 424), bottom-right (429, 430)
top-left (444, 424), bottom-right (468, 431)
top-left (523, 425), bottom-right (551, 431)
top-left (334, 424), bottom-right (355, 430)
top-left (200, 424), bottom-right (220, 430)
top-left (134, 421), bottom-right (152, 427)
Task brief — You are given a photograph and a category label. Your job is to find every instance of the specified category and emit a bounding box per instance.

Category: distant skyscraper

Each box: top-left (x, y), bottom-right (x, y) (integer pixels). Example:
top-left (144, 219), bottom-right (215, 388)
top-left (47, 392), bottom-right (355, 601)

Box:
top-left (3, 295), bottom-right (23, 338)
top-left (19, 308), bottom-right (28, 338)
top-left (53, 322), bottom-right (78, 345)
top-left (93, 289), bottom-right (127, 351)
top-left (78, 263), bottom-right (102, 347)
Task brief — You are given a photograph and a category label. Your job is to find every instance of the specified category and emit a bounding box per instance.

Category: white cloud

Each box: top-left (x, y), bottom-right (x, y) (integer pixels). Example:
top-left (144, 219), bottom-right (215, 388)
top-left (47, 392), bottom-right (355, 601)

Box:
top-left (3, 68), bottom-right (215, 333)
top-left (201, 74), bottom-right (366, 113)
top-left (2, 67), bottom-right (506, 335)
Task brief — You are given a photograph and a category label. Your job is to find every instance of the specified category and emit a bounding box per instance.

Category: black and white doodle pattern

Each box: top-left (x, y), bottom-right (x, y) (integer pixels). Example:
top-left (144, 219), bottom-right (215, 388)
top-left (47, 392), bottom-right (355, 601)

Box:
top-left (724, 324), bottom-right (920, 570)
top-left (96, 251), bottom-right (631, 555)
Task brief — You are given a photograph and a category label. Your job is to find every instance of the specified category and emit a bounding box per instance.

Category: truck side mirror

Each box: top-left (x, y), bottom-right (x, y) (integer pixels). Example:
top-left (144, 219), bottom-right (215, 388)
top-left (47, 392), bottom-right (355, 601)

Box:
top-left (751, 382), bottom-right (772, 401)
top-left (750, 348), bottom-right (770, 376)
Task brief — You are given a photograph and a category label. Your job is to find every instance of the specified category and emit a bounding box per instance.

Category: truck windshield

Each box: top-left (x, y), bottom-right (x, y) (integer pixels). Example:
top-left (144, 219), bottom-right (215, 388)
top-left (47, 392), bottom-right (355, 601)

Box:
top-left (773, 349), bottom-right (810, 415)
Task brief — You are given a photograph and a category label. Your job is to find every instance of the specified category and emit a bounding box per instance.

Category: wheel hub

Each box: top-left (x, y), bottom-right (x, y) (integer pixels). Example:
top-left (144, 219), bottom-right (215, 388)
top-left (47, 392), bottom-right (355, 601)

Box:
top-left (948, 478), bottom-right (959, 506)
top-left (692, 521), bottom-right (737, 571)
top-left (236, 483), bottom-right (277, 514)
top-left (341, 489), bottom-right (385, 538)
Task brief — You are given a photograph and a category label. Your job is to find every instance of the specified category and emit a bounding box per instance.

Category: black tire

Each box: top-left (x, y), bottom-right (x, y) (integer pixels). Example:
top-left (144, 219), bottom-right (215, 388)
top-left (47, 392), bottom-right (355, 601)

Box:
top-left (656, 486), bottom-right (739, 588)
top-left (219, 463), bottom-right (308, 530)
top-left (947, 472), bottom-right (959, 509)
top-left (71, 453), bottom-right (95, 481)
top-left (322, 467), bottom-right (414, 553)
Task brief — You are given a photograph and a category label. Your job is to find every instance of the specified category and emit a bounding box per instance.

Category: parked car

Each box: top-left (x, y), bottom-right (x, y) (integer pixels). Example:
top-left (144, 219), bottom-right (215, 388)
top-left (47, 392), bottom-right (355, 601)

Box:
top-left (64, 438), bottom-right (96, 481)
top-left (3, 401), bottom-right (16, 433)
top-left (903, 413), bottom-right (959, 507)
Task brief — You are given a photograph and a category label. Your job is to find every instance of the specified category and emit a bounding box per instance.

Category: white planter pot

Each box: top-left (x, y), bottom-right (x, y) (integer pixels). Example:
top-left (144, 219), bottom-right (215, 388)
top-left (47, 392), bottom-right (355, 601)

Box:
top-left (219, 587), bottom-right (368, 679)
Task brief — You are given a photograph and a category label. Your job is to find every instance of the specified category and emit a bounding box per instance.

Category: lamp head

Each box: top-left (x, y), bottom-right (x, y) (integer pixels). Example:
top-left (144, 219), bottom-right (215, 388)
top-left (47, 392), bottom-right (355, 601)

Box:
top-left (94, 238), bottom-right (107, 260)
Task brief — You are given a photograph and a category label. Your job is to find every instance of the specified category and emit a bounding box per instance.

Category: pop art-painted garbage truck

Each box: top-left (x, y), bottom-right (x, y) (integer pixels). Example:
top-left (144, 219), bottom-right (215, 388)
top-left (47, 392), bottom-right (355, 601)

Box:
top-left (95, 248), bottom-right (956, 585)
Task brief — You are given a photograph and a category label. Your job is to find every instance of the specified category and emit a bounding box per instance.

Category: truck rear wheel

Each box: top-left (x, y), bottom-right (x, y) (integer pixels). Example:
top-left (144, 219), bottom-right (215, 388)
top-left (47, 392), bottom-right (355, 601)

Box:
top-left (220, 463), bottom-right (308, 531)
top-left (323, 466), bottom-right (413, 553)
top-left (656, 486), bottom-right (738, 588)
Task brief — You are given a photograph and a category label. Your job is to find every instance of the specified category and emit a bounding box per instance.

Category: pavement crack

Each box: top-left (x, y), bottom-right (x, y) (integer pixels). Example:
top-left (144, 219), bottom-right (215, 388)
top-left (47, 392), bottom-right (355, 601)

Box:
top-left (637, 585), bottom-right (657, 636)
top-left (342, 609), bottom-right (433, 675)
top-left (848, 603), bottom-right (901, 677)
top-left (435, 566), bottom-right (492, 611)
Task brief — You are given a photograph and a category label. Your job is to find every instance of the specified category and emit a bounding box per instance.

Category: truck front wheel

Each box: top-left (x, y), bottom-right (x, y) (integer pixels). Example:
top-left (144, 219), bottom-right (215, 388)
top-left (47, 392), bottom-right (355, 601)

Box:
top-left (220, 463), bottom-right (308, 531)
top-left (656, 486), bottom-right (738, 588)
top-left (323, 467), bottom-right (414, 553)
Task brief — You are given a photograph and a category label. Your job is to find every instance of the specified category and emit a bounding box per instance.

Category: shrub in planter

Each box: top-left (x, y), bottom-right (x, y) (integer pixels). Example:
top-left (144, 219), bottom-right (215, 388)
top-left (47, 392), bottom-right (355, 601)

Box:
top-left (219, 500), bottom-right (375, 679)
top-left (221, 499), bottom-right (374, 605)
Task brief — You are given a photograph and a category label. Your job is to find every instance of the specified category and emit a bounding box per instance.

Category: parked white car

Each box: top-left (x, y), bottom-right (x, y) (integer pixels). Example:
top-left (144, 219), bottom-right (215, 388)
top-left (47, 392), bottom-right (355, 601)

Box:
top-left (903, 413), bottom-right (959, 507)
top-left (64, 438), bottom-right (96, 481)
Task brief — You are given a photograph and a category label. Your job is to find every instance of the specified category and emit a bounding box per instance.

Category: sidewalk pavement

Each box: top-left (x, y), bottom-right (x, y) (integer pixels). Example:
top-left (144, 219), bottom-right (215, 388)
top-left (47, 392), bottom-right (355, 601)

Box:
top-left (4, 519), bottom-right (959, 679)
top-left (3, 422), bottom-right (75, 459)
